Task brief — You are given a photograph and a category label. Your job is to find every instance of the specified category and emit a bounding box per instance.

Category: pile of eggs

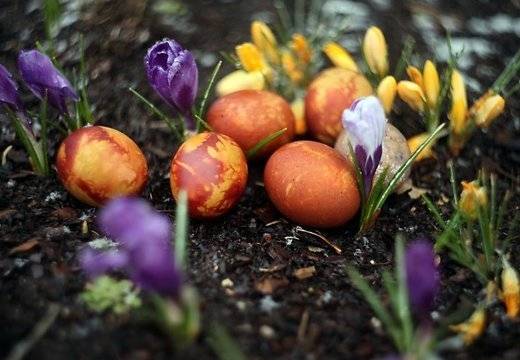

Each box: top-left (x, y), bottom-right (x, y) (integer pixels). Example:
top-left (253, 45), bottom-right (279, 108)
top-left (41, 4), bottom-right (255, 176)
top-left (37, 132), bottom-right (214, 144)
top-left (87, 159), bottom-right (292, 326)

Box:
top-left (56, 68), bottom-right (410, 228)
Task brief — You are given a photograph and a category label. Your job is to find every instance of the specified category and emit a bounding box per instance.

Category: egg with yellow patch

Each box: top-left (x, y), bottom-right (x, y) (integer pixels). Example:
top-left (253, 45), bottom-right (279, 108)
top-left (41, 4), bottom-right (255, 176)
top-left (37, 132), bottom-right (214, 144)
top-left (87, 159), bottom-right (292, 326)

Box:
top-left (170, 132), bottom-right (248, 218)
top-left (264, 141), bottom-right (360, 228)
top-left (305, 68), bottom-right (373, 144)
top-left (56, 126), bottom-right (148, 207)
top-left (207, 90), bottom-right (295, 157)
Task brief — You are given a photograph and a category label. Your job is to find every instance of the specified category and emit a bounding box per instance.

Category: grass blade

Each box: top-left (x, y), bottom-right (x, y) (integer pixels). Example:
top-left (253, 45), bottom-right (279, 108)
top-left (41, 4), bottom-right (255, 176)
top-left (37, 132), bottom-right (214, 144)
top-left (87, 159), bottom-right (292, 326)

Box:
top-left (196, 60), bottom-right (223, 120)
top-left (207, 323), bottom-right (247, 360)
top-left (174, 190), bottom-right (189, 270)
top-left (246, 128), bottom-right (287, 158)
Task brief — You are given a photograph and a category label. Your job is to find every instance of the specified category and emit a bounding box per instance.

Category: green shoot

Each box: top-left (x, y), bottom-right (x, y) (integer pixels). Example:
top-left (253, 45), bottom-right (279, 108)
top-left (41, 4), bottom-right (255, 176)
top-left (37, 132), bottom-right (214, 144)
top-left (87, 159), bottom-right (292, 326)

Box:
top-left (246, 127), bottom-right (287, 158)
top-left (196, 60), bottom-right (223, 132)
top-left (207, 324), bottom-right (247, 360)
top-left (174, 190), bottom-right (189, 270)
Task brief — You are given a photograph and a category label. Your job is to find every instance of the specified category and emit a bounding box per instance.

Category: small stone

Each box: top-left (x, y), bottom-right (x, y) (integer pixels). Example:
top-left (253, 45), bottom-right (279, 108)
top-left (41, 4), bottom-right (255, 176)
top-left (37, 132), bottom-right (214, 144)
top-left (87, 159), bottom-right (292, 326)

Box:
top-left (259, 296), bottom-right (280, 313)
top-left (260, 325), bottom-right (275, 339)
top-left (221, 278), bottom-right (234, 288)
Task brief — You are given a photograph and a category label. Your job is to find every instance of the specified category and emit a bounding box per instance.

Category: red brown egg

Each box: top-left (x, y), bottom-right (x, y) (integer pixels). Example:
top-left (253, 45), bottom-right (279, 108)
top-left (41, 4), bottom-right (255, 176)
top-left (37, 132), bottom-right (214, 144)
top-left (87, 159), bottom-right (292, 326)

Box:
top-left (56, 126), bottom-right (148, 207)
top-left (206, 89), bottom-right (295, 157)
top-left (305, 68), bottom-right (373, 144)
top-left (170, 132), bottom-right (248, 218)
top-left (264, 141), bottom-right (360, 228)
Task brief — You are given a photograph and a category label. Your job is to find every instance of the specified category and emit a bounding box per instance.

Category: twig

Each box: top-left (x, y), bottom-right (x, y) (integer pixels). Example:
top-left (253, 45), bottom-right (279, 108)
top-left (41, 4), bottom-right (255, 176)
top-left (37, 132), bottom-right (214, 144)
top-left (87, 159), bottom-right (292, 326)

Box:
top-left (295, 226), bottom-right (342, 254)
top-left (6, 304), bottom-right (61, 360)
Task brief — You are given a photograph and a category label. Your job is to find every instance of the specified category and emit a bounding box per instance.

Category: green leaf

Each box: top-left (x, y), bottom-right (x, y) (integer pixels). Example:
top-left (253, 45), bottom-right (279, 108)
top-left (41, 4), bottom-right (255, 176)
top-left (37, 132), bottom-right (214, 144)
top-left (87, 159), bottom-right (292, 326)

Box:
top-left (81, 276), bottom-right (142, 314)
top-left (175, 190), bottom-right (189, 270)
top-left (373, 123), bottom-right (446, 215)
top-left (246, 128), bottom-right (287, 158)
top-left (207, 323), bottom-right (247, 360)
top-left (129, 88), bottom-right (183, 140)
top-left (394, 36), bottom-right (416, 80)
top-left (421, 194), bottom-right (446, 229)
top-left (394, 236), bottom-right (414, 352)
top-left (196, 60), bottom-right (223, 129)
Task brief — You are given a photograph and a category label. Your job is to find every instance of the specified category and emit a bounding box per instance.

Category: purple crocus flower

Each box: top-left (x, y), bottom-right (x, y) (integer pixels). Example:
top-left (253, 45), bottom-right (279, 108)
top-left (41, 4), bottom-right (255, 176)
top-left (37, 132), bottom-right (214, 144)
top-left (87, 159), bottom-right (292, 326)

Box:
top-left (405, 239), bottom-right (439, 316)
top-left (0, 64), bottom-right (24, 112)
top-left (342, 96), bottom-right (387, 196)
top-left (18, 50), bottom-right (78, 115)
top-left (144, 39), bottom-right (199, 130)
top-left (80, 197), bottom-right (182, 297)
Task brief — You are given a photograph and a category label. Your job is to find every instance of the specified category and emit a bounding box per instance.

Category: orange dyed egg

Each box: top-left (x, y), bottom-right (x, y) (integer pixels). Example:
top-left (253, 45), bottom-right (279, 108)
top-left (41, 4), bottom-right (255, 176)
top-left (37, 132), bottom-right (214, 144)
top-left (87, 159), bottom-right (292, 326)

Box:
top-left (305, 68), bottom-right (372, 144)
top-left (170, 132), bottom-right (248, 218)
top-left (264, 141), bottom-right (360, 228)
top-left (207, 90), bottom-right (295, 157)
top-left (56, 126), bottom-right (148, 207)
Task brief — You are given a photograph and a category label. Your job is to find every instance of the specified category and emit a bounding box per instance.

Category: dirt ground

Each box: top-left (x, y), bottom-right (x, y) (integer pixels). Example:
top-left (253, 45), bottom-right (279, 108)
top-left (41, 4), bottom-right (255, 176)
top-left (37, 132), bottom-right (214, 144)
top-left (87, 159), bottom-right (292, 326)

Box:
top-left (1, 1), bottom-right (519, 359)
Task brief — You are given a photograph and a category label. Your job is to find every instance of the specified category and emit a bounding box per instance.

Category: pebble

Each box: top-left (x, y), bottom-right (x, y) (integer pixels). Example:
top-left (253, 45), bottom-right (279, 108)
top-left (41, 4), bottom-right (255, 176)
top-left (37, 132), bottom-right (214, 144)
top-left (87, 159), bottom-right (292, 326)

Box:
top-left (259, 325), bottom-right (275, 339)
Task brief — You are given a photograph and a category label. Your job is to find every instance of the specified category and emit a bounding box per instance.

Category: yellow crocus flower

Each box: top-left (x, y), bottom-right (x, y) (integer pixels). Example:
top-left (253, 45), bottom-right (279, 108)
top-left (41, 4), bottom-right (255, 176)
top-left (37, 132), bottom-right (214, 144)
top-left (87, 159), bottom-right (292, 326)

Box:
top-left (323, 42), bottom-right (358, 72)
top-left (450, 308), bottom-right (486, 345)
top-left (407, 132), bottom-right (435, 161)
top-left (281, 50), bottom-right (303, 84)
top-left (251, 21), bottom-right (279, 64)
top-left (459, 180), bottom-right (487, 220)
top-left (363, 26), bottom-right (388, 77)
top-left (291, 98), bottom-right (306, 135)
top-left (406, 66), bottom-right (424, 89)
top-left (423, 60), bottom-right (440, 109)
top-left (235, 42), bottom-right (272, 79)
top-left (501, 258), bottom-right (520, 319)
top-left (291, 33), bottom-right (312, 65)
top-left (376, 76), bottom-right (397, 114)
top-left (449, 70), bottom-right (468, 135)
top-left (397, 80), bottom-right (425, 112)
top-left (216, 70), bottom-right (265, 97)
top-left (474, 94), bottom-right (505, 128)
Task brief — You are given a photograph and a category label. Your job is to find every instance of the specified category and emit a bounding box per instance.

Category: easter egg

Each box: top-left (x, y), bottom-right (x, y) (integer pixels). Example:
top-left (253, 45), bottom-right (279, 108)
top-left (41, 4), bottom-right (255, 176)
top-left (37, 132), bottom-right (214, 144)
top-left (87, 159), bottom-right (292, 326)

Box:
top-left (170, 132), bottom-right (248, 218)
top-left (305, 68), bottom-right (372, 144)
top-left (56, 126), bottom-right (148, 207)
top-left (206, 90), bottom-right (295, 157)
top-left (335, 124), bottom-right (411, 191)
top-left (264, 141), bottom-right (360, 228)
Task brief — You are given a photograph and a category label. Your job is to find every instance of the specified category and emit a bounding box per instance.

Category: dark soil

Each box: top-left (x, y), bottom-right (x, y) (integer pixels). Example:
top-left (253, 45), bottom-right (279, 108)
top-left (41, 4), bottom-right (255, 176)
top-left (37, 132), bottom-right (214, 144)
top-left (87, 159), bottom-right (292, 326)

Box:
top-left (1, 1), bottom-right (519, 359)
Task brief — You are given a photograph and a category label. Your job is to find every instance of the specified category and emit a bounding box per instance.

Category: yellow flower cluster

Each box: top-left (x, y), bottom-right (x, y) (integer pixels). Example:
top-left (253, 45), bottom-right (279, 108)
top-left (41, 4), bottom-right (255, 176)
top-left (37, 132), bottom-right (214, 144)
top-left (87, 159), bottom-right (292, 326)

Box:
top-left (449, 71), bottom-right (505, 154)
top-left (458, 180), bottom-right (488, 220)
top-left (323, 26), bottom-right (397, 115)
top-left (217, 21), bottom-right (313, 98)
top-left (398, 61), bottom-right (440, 113)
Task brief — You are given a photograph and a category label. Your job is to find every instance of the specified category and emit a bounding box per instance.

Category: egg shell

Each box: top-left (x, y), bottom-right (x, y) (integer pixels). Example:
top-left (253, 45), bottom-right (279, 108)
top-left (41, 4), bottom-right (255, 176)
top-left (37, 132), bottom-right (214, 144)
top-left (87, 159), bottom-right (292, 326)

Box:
top-left (56, 126), bottom-right (148, 207)
top-left (335, 124), bottom-right (411, 190)
top-left (206, 90), bottom-right (295, 157)
top-left (305, 68), bottom-right (373, 144)
top-left (170, 132), bottom-right (248, 218)
top-left (264, 141), bottom-right (360, 228)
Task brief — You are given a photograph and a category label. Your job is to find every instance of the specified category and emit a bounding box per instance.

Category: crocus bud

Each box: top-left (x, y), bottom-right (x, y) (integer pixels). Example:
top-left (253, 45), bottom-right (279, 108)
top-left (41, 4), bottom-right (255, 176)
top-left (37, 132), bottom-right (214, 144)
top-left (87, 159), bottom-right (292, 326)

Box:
top-left (363, 26), bottom-right (388, 77)
top-left (323, 42), bottom-right (358, 72)
top-left (251, 21), bottom-right (279, 64)
top-left (501, 258), bottom-right (519, 318)
top-left (281, 50), bottom-right (303, 84)
top-left (449, 70), bottom-right (468, 135)
top-left (474, 94), bottom-right (505, 128)
top-left (377, 75), bottom-right (397, 114)
top-left (291, 33), bottom-right (312, 65)
top-left (459, 180), bottom-right (487, 220)
top-left (423, 60), bottom-right (440, 109)
top-left (215, 70), bottom-right (265, 97)
top-left (18, 50), bottom-right (78, 115)
top-left (397, 80), bottom-right (425, 112)
top-left (236, 42), bottom-right (272, 79)
top-left (405, 239), bottom-right (440, 316)
top-left (450, 308), bottom-right (486, 345)
top-left (145, 39), bottom-right (199, 129)
top-left (0, 64), bottom-right (24, 112)
top-left (407, 132), bottom-right (435, 162)
top-left (342, 96), bottom-right (387, 195)
top-left (291, 97), bottom-right (306, 135)
top-left (406, 66), bottom-right (423, 89)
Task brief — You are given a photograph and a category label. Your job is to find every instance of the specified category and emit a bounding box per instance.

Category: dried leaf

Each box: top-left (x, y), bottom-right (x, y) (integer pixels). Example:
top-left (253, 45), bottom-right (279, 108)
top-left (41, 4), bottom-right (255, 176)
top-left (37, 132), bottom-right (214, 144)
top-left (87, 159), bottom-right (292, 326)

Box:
top-left (9, 238), bottom-right (39, 255)
top-left (255, 276), bottom-right (289, 295)
top-left (407, 185), bottom-right (429, 199)
top-left (293, 266), bottom-right (316, 280)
